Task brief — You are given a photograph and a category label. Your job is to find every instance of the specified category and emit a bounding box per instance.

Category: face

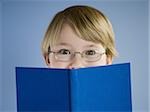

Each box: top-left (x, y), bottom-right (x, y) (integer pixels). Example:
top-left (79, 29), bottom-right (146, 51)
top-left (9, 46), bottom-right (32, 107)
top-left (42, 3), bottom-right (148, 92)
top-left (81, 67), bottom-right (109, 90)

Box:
top-left (45, 24), bottom-right (112, 69)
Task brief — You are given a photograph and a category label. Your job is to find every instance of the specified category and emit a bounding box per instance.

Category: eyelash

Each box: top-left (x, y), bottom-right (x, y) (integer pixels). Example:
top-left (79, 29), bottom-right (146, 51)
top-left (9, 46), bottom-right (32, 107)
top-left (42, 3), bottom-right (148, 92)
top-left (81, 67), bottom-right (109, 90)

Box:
top-left (57, 49), bottom-right (98, 55)
top-left (58, 49), bottom-right (71, 54)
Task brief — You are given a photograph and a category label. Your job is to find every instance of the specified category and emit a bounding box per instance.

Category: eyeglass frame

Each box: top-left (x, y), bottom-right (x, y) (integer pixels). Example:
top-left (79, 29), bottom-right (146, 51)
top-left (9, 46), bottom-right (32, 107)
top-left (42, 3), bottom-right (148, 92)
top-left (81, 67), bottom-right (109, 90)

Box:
top-left (48, 47), bottom-right (106, 62)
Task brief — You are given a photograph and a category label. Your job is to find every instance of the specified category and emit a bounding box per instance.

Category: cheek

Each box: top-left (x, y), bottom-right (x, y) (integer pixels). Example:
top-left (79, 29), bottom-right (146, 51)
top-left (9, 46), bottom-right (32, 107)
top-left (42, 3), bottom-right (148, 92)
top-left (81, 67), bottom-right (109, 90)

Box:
top-left (48, 55), bottom-right (71, 68)
top-left (51, 62), bottom-right (70, 68)
top-left (48, 54), bottom-right (109, 68)
top-left (91, 54), bottom-right (107, 66)
top-left (100, 54), bottom-right (107, 64)
top-left (49, 58), bottom-right (70, 69)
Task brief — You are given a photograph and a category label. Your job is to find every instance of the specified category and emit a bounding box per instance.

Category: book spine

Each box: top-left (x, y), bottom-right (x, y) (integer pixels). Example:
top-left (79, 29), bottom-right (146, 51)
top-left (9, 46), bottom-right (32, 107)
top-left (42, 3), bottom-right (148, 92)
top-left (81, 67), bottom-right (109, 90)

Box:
top-left (69, 69), bottom-right (79, 112)
top-left (128, 63), bottom-right (132, 112)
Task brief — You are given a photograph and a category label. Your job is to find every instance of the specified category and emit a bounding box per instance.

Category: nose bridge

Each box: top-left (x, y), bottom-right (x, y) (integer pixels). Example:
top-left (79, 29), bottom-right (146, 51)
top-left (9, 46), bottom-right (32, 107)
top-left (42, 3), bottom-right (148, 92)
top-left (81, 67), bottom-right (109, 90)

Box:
top-left (69, 52), bottom-right (84, 68)
top-left (74, 52), bottom-right (82, 56)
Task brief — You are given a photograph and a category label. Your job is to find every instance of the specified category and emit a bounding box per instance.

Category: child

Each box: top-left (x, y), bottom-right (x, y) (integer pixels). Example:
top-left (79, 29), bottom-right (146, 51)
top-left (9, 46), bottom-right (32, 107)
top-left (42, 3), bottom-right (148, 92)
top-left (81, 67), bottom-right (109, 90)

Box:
top-left (41, 5), bottom-right (117, 69)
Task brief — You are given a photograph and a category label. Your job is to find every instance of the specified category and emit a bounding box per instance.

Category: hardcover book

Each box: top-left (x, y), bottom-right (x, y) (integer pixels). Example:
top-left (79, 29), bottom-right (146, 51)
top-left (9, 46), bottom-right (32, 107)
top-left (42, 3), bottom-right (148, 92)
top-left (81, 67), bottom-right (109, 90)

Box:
top-left (16, 63), bottom-right (132, 112)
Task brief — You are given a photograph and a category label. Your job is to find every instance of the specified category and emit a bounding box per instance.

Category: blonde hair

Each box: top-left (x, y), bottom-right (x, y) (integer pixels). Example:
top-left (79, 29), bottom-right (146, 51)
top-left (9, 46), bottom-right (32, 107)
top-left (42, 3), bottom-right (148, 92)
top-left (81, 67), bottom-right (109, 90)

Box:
top-left (42, 5), bottom-right (117, 58)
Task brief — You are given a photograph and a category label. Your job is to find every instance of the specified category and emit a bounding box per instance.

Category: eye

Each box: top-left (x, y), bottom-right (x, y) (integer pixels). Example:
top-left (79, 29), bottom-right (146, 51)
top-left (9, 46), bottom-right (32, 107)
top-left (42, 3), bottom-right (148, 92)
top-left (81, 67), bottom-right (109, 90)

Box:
top-left (57, 49), bottom-right (71, 55)
top-left (85, 50), bottom-right (96, 56)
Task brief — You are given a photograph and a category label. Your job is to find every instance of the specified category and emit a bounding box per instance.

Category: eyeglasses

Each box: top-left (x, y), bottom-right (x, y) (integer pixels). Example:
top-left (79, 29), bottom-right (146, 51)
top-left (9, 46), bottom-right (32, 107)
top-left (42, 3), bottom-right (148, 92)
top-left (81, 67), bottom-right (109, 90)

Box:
top-left (48, 48), bottom-right (105, 62)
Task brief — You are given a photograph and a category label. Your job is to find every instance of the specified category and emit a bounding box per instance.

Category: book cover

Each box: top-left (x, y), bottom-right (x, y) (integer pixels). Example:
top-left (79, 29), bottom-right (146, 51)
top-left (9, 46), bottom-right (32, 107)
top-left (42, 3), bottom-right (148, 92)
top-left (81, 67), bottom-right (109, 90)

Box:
top-left (16, 63), bottom-right (132, 112)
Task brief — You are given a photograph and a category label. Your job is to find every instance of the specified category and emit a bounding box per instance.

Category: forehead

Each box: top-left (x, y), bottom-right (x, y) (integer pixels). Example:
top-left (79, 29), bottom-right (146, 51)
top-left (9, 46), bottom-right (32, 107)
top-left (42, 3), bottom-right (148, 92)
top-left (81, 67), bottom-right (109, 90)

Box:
top-left (53, 24), bottom-right (105, 50)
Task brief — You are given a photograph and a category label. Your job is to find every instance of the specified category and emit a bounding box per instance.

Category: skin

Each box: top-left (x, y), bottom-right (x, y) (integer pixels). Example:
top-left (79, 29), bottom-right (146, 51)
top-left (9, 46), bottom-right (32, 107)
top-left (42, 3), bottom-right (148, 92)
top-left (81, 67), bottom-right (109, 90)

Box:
top-left (45, 24), bottom-right (112, 69)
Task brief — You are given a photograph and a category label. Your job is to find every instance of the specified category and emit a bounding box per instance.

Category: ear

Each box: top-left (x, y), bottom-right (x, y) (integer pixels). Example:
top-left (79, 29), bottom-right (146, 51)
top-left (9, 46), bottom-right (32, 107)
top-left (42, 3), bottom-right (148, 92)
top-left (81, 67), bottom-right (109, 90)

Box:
top-left (106, 55), bottom-right (113, 65)
top-left (44, 54), bottom-right (51, 67)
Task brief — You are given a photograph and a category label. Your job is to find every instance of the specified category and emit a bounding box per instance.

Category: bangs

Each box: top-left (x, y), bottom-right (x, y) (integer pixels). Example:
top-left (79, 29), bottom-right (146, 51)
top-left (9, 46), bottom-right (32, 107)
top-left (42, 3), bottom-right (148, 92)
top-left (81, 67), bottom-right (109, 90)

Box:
top-left (42, 5), bottom-right (117, 58)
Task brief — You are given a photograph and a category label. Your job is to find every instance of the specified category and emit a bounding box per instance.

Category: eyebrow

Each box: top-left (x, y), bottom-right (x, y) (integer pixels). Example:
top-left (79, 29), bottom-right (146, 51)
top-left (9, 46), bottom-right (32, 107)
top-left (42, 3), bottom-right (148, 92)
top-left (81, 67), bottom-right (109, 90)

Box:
top-left (83, 44), bottom-right (105, 49)
top-left (84, 44), bottom-right (98, 48)
top-left (55, 43), bottom-right (72, 47)
top-left (56, 43), bottom-right (101, 48)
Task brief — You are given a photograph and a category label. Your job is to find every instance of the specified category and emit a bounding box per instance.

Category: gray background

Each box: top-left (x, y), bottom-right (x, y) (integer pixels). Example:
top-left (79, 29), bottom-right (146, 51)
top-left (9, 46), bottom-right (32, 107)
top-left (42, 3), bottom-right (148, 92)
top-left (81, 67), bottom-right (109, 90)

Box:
top-left (0, 0), bottom-right (149, 112)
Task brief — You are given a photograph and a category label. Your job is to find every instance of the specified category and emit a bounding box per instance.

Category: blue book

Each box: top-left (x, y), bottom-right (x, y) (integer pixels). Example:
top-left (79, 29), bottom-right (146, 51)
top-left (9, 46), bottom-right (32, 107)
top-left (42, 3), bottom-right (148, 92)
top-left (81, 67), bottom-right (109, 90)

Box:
top-left (16, 63), bottom-right (132, 112)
